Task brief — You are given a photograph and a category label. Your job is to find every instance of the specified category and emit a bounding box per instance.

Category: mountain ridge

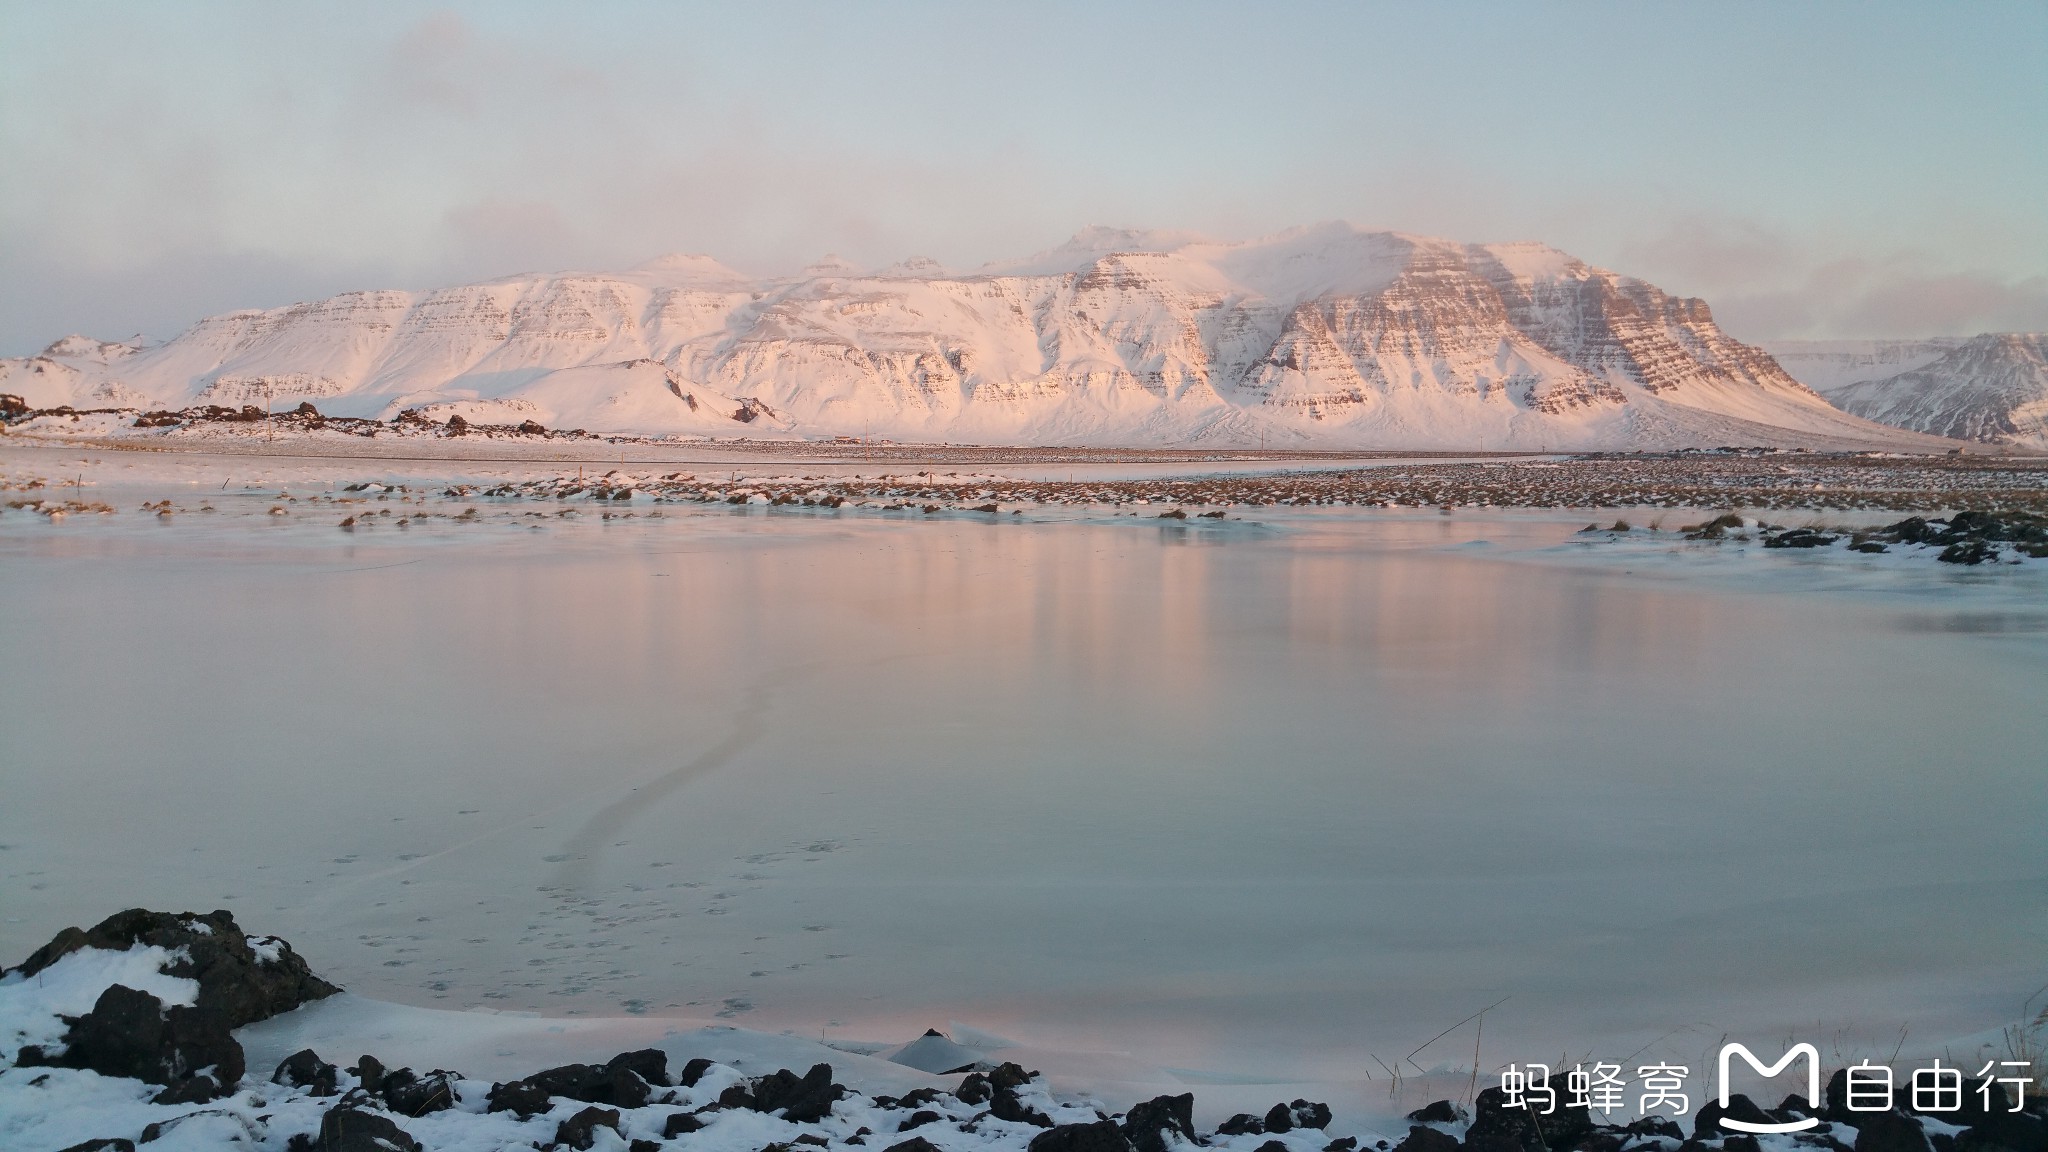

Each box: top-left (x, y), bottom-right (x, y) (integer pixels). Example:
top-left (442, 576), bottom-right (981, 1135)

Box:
top-left (0, 224), bottom-right (1957, 450)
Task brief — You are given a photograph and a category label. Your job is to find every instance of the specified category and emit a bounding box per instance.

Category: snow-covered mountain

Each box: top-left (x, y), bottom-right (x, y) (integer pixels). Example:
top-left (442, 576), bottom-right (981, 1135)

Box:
top-left (0, 224), bottom-right (1948, 449)
top-left (1762, 338), bottom-right (1967, 395)
top-left (1777, 333), bottom-right (2048, 448)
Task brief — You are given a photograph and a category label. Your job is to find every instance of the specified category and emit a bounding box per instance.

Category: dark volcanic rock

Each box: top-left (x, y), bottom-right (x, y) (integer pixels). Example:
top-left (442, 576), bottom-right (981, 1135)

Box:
top-left (486, 1076), bottom-right (553, 1117)
top-left (1217, 1114), bottom-right (1266, 1136)
top-left (957, 1072), bottom-right (993, 1104)
top-left (1570, 1130), bottom-right (1627, 1152)
top-left (273, 1048), bottom-right (340, 1096)
top-left (748, 1063), bottom-right (845, 1123)
top-left (1283, 1100), bottom-right (1334, 1131)
top-left (380, 1067), bottom-right (460, 1115)
top-left (1408, 1101), bottom-right (1463, 1124)
top-left (1467, 1078), bottom-right (1594, 1152)
top-left (664, 1113), bottom-right (706, 1137)
top-left (31, 983), bottom-right (242, 1100)
top-left (1626, 1117), bottom-right (1685, 1140)
top-left (1696, 1094), bottom-right (1777, 1138)
top-left (1394, 1126), bottom-right (1462, 1152)
top-left (150, 1075), bottom-right (230, 1106)
top-left (986, 1062), bottom-right (1052, 1127)
top-left (990, 1062), bottom-right (1035, 1090)
top-left (1938, 539), bottom-right (1999, 564)
top-left (555, 1106), bottom-right (623, 1151)
top-left (677, 1056), bottom-right (716, 1086)
top-left (7, 908), bottom-right (339, 1028)
top-left (350, 1055), bottom-right (386, 1096)
top-left (494, 1050), bottom-right (661, 1112)
top-left (1959, 1110), bottom-right (2048, 1152)
top-left (1124, 1093), bottom-right (1197, 1152)
top-left (1030, 1120), bottom-right (1136, 1152)
top-left (315, 1106), bottom-right (422, 1152)
top-left (1854, 1111), bottom-right (1933, 1152)
top-left (55, 1142), bottom-right (137, 1152)
top-left (607, 1048), bottom-right (670, 1087)
top-left (1765, 528), bottom-right (1839, 549)
top-left (886, 1140), bottom-right (945, 1152)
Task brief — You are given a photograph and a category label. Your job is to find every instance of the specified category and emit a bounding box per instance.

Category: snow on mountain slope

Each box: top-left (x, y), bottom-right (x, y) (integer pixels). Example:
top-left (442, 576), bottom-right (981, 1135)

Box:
top-left (1764, 338), bottom-right (1966, 394)
top-left (0, 225), bottom-right (1951, 449)
top-left (1813, 333), bottom-right (2048, 448)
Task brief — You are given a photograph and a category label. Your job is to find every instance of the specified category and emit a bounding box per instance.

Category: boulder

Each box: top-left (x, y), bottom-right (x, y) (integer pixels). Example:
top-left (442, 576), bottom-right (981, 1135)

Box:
top-left (486, 1077), bottom-right (553, 1118)
top-left (1217, 1115), bottom-right (1266, 1136)
top-left (1938, 539), bottom-right (1998, 565)
top-left (554, 1106), bottom-right (623, 1151)
top-left (987, 1062), bottom-right (1053, 1127)
top-left (1695, 1094), bottom-right (1776, 1138)
top-left (1626, 1117), bottom-right (1684, 1140)
top-left (1030, 1121), bottom-right (1137, 1152)
top-left (55, 1141), bottom-right (137, 1152)
top-left (1958, 1111), bottom-right (2047, 1152)
top-left (886, 1140), bottom-right (946, 1152)
top-left (493, 1050), bottom-right (662, 1112)
top-left (24, 983), bottom-right (242, 1101)
top-left (1467, 1077), bottom-right (1594, 1152)
top-left (350, 1054), bottom-right (386, 1096)
top-left (380, 1067), bottom-right (460, 1115)
top-left (1394, 1126), bottom-right (1462, 1152)
top-left (152, 1075), bottom-right (231, 1105)
top-left (1275, 1100), bottom-right (1334, 1131)
top-left (1854, 1111), bottom-right (1932, 1152)
top-left (1408, 1101), bottom-right (1462, 1124)
top-left (314, 1106), bottom-right (422, 1152)
top-left (1124, 1093), bottom-right (1197, 1152)
top-left (607, 1048), bottom-right (670, 1087)
top-left (6, 909), bottom-right (339, 1028)
top-left (273, 1049), bottom-right (340, 1096)
top-left (1765, 529), bottom-right (1838, 549)
top-left (748, 1063), bottom-right (845, 1123)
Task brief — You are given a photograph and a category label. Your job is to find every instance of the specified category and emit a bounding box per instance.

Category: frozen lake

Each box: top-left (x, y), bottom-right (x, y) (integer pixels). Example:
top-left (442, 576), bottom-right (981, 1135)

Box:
top-left (3, 472), bottom-right (2045, 1083)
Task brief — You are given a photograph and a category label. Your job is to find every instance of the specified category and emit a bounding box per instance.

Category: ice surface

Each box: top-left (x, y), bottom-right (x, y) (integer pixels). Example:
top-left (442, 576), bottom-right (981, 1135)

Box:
top-left (2, 448), bottom-right (2044, 1093)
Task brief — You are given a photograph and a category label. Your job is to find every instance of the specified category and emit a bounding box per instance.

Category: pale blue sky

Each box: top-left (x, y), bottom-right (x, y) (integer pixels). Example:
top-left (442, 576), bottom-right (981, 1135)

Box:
top-left (2, 1), bottom-right (2043, 353)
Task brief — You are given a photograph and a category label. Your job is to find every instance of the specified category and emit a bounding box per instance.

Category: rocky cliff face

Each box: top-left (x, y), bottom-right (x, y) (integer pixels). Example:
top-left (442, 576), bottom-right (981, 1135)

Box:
top-left (1809, 333), bottom-right (2048, 448)
top-left (0, 224), bottom-right (1929, 448)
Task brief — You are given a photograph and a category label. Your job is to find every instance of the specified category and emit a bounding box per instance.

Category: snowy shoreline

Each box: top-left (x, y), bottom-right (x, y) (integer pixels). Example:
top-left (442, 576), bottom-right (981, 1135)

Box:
top-left (5, 434), bottom-right (2047, 522)
top-left (6, 911), bottom-right (2042, 1152)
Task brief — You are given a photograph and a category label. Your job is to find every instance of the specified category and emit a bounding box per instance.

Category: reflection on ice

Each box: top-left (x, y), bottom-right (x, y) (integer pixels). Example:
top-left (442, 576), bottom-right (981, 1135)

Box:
top-left (3, 485), bottom-right (2044, 1083)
